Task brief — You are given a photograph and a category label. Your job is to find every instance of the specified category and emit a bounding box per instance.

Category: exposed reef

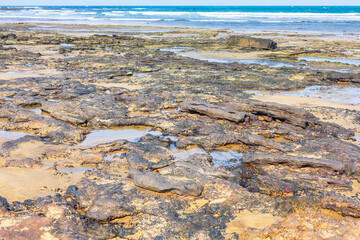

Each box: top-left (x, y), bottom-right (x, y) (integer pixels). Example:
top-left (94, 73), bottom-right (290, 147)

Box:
top-left (0, 23), bottom-right (359, 239)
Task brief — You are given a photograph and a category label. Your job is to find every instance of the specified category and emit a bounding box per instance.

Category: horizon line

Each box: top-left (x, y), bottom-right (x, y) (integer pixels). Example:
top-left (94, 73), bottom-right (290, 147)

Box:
top-left (2, 5), bottom-right (360, 7)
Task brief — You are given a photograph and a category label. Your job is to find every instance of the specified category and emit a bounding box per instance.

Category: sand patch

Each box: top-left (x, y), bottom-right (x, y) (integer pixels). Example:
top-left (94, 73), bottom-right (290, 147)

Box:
top-left (183, 199), bottom-right (209, 214)
top-left (226, 210), bottom-right (283, 231)
top-left (0, 164), bottom-right (83, 202)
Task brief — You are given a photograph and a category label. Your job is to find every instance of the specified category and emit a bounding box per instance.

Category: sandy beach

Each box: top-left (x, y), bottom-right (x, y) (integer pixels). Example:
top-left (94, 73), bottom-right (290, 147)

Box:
top-left (0, 21), bottom-right (360, 239)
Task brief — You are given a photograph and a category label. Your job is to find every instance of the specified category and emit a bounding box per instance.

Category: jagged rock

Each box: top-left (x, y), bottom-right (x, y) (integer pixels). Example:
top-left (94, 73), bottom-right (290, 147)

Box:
top-left (228, 100), bottom-right (354, 139)
top-left (227, 36), bottom-right (277, 50)
top-left (118, 92), bottom-right (166, 112)
top-left (41, 93), bottom-right (128, 127)
top-left (126, 150), bottom-right (153, 171)
top-left (229, 100), bottom-right (317, 128)
top-left (129, 169), bottom-right (203, 197)
top-left (180, 101), bottom-right (249, 123)
top-left (158, 154), bottom-right (234, 180)
top-left (0, 33), bottom-right (17, 40)
top-left (322, 192), bottom-right (360, 218)
top-left (86, 196), bottom-right (135, 221)
top-left (0, 103), bottom-right (85, 143)
top-left (12, 96), bottom-right (43, 107)
top-left (324, 71), bottom-right (360, 83)
top-left (65, 182), bottom-right (137, 222)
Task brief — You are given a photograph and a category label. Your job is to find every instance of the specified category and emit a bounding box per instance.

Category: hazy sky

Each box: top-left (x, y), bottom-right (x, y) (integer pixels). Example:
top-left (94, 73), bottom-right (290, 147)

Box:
top-left (2, 0), bottom-right (360, 6)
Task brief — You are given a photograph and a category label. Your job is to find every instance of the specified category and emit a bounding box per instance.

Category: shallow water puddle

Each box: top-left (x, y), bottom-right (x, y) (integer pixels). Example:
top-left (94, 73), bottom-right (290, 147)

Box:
top-left (105, 151), bottom-right (126, 161)
top-left (298, 56), bottom-right (360, 67)
top-left (60, 43), bottom-right (76, 47)
top-left (171, 145), bottom-right (243, 167)
top-left (195, 58), bottom-right (296, 68)
top-left (158, 46), bottom-right (195, 53)
top-left (59, 166), bottom-right (93, 174)
top-left (0, 130), bottom-right (29, 140)
top-left (24, 106), bottom-right (53, 118)
top-left (78, 126), bottom-right (162, 147)
top-left (179, 51), bottom-right (298, 68)
top-left (28, 108), bottom-right (42, 115)
top-left (162, 135), bottom-right (180, 142)
top-left (171, 147), bottom-right (207, 160)
top-left (210, 151), bottom-right (243, 168)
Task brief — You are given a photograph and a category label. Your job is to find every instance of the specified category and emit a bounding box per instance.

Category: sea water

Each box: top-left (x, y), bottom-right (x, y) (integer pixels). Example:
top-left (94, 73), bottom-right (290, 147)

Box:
top-left (0, 6), bottom-right (359, 35)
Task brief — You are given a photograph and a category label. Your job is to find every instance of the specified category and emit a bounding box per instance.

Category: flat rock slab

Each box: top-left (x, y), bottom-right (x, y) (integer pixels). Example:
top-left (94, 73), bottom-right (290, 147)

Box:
top-left (129, 169), bottom-right (203, 197)
top-left (41, 93), bottom-right (128, 127)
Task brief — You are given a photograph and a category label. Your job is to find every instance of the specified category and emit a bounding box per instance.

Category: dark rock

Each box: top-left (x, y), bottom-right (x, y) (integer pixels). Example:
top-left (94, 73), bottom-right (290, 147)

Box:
top-left (86, 196), bottom-right (135, 221)
top-left (0, 103), bottom-right (86, 143)
top-left (180, 101), bottom-right (249, 123)
top-left (324, 72), bottom-right (360, 83)
top-left (242, 152), bottom-right (345, 172)
top-left (126, 150), bottom-right (153, 171)
top-left (322, 192), bottom-right (360, 217)
top-left (227, 36), bottom-right (277, 50)
top-left (41, 93), bottom-right (128, 127)
top-left (13, 96), bottom-right (42, 107)
top-left (129, 169), bottom-right (203, 197)
top-left (229, 99), bottom-right (317, 128)
top-left (0, 33), bottom-right (17, 40)
top-left (0, 196), bottom-right (9, 210)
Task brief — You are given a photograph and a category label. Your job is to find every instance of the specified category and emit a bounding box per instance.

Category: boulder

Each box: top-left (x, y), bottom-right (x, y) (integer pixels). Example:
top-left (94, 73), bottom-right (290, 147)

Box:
top-left (227, 36), bottom-right (277, 50)
top-left (129, 169), bottom-right (203, 197)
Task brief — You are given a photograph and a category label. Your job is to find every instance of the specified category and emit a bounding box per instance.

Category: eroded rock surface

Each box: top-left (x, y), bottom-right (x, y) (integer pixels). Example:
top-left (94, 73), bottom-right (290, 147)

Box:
top-left (0, 24), bottom-right (359, 239)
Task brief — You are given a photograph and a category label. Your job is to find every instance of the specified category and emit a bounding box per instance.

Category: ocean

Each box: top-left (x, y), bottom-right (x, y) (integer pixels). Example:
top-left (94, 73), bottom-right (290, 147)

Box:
top-left (0, 6), bottom-right (360, 34)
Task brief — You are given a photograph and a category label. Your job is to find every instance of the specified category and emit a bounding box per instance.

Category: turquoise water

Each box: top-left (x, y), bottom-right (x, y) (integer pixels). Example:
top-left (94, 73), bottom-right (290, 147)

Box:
top-left (0, 6), bottom-right (359, 34)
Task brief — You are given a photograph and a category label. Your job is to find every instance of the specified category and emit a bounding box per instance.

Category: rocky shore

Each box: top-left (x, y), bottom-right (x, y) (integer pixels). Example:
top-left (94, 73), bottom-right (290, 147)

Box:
top-left (0, 23), bottom-right (359, 239)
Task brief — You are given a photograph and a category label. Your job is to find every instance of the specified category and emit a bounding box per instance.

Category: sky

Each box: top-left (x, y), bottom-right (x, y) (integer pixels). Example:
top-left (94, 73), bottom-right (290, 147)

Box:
top-left (1, 0), bottom-right (360, 6)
